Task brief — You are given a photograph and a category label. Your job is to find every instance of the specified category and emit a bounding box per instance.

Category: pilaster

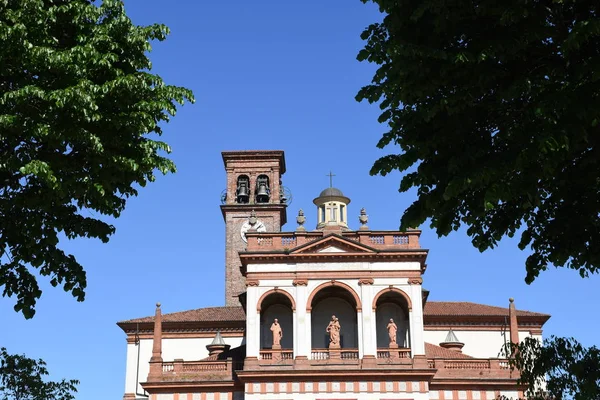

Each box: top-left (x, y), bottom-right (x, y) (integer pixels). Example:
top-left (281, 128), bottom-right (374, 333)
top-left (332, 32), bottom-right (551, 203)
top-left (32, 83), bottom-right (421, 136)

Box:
top-left (294, 282), bottom-right (309, 358)
top-left (246, 287), bottom-right (259, 358)
top-left (409, 283), bottom-right (425, 355)
top-left (359, 279), bottom-right (376, 357)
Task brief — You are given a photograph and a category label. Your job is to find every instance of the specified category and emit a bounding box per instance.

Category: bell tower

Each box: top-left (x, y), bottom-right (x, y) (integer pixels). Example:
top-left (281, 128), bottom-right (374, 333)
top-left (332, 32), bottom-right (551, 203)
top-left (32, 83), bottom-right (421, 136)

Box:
top-left (220, 150), bottom-right (288, 306)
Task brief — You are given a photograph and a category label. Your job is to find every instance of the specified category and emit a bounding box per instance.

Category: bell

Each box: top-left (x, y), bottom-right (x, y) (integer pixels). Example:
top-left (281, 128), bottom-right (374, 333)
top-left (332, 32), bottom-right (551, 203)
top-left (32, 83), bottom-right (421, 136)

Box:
top-left (256, 183), bottom-right (270, 203)
top-left (236, 185), bottom-right (249, 203)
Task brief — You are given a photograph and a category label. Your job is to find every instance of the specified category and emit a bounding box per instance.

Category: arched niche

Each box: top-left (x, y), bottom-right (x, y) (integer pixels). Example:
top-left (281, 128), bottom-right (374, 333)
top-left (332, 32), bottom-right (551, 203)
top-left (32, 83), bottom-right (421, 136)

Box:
top-left (255, 175), bottom-right (270, 203)
top-left (309, 283), bottom-right (359, 349)
top-left (259, 291), bottom-right (293, 349)
top-left (236, 175), bottom-right (250, 204)
top-left (373, 288), bottom-right (411, 348)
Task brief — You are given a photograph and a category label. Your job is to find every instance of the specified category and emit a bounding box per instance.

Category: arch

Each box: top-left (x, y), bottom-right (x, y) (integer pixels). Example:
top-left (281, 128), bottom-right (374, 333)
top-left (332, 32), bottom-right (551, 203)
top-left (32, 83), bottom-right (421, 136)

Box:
top-left (256, 288), bottom-right (296, 313)
top-left (372, 286), bottom-right (412, 311)
top-left (306, 280), bottom-right (362, 312)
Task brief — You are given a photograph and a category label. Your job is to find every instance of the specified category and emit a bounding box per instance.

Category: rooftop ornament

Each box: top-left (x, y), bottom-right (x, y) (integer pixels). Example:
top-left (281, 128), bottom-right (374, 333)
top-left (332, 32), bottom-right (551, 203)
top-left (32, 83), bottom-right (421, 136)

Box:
top-left (359, 208), bottom-right (369, 230)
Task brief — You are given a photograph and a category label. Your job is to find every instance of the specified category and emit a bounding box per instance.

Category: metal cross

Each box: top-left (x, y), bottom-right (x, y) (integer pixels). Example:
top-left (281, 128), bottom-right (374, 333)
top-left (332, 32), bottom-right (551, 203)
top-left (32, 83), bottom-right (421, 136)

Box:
top-left (326, 171), bottom-right (336, 187)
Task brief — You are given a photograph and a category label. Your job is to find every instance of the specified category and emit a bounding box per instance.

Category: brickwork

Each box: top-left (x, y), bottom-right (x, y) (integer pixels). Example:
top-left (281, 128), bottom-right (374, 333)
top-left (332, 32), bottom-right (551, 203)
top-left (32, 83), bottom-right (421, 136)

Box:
top-left (220, 151), bottom-right (287, 306)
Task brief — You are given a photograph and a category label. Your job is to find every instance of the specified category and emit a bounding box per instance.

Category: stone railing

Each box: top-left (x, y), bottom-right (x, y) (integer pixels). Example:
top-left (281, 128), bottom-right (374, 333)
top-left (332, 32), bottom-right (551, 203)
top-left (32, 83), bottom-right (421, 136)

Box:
top-left (310, 348), bottom-right (359, 361)
top-left (150, 358), bottom-right (233, 382)
top-left (377, 348), bottom-right (411, 359)
top-left (259, 349), bottom-right (294, 363)
top-left (246, 230), bottom-right (420, 251)
top-left (428, 358), bottom-right (515, 379)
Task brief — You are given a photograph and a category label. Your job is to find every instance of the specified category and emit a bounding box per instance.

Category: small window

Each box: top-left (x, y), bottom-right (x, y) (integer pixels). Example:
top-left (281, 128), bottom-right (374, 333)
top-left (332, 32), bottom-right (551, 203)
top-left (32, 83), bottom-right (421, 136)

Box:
top-left (320, 205), bottom-right (326, 222)
top-left (340, 205), bottom-right (345, 222)
top-left (330, 206), bottom-right (337, 221)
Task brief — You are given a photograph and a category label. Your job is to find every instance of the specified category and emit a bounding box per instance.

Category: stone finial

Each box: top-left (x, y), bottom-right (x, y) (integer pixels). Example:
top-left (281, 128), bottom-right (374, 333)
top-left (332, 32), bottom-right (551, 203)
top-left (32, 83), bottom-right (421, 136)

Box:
top-left (509, 297), bottom-right (519, 346)
top-left (206, 331), bottom-right (230, 357)
top-left (358, 208), bottom-right (369, 230)
top-left (439, 329), bottom-right (465, 353)
top-left (296, 209), bottom-right (306, 231)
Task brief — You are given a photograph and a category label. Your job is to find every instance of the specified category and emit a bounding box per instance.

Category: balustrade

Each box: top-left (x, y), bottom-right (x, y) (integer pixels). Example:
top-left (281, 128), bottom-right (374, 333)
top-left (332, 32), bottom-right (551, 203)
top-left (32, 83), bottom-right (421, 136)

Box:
top-left (259, 349), bottom-right (293, 361)
top-left (427, 358), bottom-right (516, 379)
top-left (246, 231), bottom-right (420, 251)
top-left (309, 348), bottom-right (359, 360)
top-left (151, 359), bottom-right (233, 382)
top-left (376, 348), bottom-right (411, 359)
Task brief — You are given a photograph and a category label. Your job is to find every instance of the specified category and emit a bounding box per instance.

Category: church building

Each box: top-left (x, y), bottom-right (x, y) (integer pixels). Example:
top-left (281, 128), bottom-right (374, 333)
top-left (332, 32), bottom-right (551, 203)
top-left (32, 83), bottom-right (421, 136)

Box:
top-left (118, 150), bottom-right (550, 400)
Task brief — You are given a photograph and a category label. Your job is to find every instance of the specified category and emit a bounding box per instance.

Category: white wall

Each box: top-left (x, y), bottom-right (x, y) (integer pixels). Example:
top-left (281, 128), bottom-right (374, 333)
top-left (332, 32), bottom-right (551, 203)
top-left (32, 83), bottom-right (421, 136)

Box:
top-left (423, 329), bottom-right (541, 358)
top-left (123, 335), bottom-right (244, 397)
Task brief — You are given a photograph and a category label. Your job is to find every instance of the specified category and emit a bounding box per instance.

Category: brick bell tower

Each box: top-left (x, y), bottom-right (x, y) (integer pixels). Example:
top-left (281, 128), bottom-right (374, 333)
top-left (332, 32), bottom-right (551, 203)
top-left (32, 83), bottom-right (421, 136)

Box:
top-left (220, 151), bottom-right (288, 306)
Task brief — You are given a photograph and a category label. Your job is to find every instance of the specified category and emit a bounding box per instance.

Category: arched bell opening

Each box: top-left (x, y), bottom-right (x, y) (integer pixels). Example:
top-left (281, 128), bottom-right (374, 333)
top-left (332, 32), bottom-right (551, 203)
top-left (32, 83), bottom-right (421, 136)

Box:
top-left (374, 290), bottom-right (411, 350)
top-left (236, 175), bottom-right (250, 204)
top-left (310, 286), bottom-right (359, 351)
top-left (255, 175), bottom-right (270, 203)
top-left (259, 292), bottom-right (293, 350)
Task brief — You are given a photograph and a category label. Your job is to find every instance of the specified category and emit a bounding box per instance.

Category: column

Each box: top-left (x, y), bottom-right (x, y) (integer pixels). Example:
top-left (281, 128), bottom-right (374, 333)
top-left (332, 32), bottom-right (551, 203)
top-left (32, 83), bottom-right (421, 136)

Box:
top-left (246, 287), bottom-right (259, 358)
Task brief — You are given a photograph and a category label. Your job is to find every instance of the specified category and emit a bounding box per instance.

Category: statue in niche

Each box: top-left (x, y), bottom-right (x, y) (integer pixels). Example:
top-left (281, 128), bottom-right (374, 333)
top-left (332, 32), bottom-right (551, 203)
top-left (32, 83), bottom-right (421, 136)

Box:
top-left (387, 318), bottom-right (398, 346)
top-left (326, 315), bottom-right (341, 348)
top-left (270, 318), bottom-right (283, 348)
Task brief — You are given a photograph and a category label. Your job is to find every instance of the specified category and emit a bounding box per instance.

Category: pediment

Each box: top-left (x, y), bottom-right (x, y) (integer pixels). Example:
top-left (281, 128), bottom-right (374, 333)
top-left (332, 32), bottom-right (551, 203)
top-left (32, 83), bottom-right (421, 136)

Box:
top-left (290, 234), bottom-right (376, 255)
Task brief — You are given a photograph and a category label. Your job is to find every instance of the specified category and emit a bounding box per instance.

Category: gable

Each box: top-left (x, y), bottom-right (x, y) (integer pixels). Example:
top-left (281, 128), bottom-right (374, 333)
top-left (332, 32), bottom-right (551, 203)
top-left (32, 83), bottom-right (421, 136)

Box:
top-left (290, 234), bottom-right (376, 254)
top-left (318, 246), bottom-right (346, 253)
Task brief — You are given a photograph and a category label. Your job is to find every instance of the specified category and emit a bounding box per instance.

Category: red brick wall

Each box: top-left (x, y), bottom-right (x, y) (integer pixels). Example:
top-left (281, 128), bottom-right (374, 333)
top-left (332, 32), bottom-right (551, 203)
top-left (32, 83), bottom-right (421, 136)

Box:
top-left (220, 151), bottom-right (287, 305)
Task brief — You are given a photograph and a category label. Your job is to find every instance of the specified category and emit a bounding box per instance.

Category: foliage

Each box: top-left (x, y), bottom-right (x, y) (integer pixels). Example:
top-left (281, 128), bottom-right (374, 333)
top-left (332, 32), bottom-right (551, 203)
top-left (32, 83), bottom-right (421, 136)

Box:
top-left (356, 0), bottom-right (600, 284)
top-left (503, 337), bottom-right (600, 400)
top-left (0, 347), bottom-right (78, 400)
top-left (0, 0), bottom-right (194, 318)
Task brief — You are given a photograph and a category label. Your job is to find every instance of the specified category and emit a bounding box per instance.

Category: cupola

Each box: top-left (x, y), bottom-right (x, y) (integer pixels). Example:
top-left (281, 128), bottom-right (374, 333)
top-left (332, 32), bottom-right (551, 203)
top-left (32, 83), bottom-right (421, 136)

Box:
top-left (313, 186), bottom-right (351, 231)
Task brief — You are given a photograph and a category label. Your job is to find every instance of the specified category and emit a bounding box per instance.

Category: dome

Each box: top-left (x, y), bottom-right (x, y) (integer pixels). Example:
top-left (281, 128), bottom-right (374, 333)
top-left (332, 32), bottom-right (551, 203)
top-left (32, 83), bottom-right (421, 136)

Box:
top-left (319, 187), bottom-right (345, 197)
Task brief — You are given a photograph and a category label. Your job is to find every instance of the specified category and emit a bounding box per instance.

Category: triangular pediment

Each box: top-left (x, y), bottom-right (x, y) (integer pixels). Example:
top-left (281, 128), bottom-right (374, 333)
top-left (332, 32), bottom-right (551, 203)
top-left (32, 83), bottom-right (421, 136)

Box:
top-left (290, 234), bottom-right (376, 254)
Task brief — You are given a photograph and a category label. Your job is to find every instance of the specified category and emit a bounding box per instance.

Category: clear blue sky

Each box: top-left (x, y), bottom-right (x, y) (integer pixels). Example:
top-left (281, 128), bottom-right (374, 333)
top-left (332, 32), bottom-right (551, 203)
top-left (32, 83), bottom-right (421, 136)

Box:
top-left (2, 1), bottom-right (599, 399)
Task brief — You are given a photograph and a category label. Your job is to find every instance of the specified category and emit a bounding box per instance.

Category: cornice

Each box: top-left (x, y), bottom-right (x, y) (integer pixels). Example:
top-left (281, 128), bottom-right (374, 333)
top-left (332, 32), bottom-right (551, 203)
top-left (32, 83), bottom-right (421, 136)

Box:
top-left (236, 368), bottom-right (436, 382)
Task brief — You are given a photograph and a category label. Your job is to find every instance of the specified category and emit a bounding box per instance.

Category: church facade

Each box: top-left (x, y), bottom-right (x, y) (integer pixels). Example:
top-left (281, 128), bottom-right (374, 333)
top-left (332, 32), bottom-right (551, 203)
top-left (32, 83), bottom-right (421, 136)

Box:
top-left (118, 150), bottom-right (550, 400)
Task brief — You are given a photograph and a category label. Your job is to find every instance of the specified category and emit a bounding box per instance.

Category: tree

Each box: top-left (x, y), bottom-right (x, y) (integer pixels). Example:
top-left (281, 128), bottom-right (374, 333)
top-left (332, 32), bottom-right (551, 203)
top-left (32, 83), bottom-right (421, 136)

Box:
top-left (0, 0), bottom-right (194, 319)
top-left (356, 0), bottom-right (600, 285)
top-left (357, 0), bottom-right (600, 397)
top-left (0, 347), bottom-right (78, 400)
top-left (501, 337), bottom-right (600, 400)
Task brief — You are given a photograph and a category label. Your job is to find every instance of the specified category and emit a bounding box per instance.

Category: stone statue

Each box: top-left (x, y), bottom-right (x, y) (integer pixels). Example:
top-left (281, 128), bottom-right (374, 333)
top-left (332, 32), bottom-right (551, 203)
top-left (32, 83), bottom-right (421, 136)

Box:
top-left (270, 318), bottom-right (282, 348)
top-left (326, 315), bottom-right (341, 347)
top-left (387, 318), bottom-right (398, 346)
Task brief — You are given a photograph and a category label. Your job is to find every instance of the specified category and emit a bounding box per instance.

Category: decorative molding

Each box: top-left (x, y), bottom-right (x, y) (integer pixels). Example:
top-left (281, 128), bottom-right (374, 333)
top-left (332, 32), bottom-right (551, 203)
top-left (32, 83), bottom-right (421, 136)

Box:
top-left (372, 286), bottom-right (413, 311)
top-left (256, 288), bottom-right (296, 312)
top-left (358, 278), bottom-right (374, 285)
top-left (306, 280), bottom-right (362, 312)
top-left (408, 278), bottom-right (423, 285)
top-left (292, 279), bottom-right (308, 286)
top-left (246, 279), bottom-right (260, 287)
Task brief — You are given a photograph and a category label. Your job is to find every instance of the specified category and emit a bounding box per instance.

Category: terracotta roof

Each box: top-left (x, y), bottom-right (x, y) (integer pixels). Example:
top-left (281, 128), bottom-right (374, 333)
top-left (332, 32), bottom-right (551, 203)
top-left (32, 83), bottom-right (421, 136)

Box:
top-left (119, 306), bottom-right (245, 324)
top-left (424, 301), bottom-right (549, 318)
top-left (118, 301), bottom-right (549, 326)
top-left (425, 342), bottom-right (473, 359)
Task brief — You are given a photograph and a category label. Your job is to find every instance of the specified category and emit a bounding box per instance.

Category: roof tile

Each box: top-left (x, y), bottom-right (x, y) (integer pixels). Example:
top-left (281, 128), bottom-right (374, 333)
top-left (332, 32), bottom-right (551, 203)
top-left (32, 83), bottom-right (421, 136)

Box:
top-left (425, 342), bottom-right (473, 359)
top-left (118, 301), bottom-right (549, 325)
top-left (119, 306), bottom-right (245, 324)
top-left (424, 301), bottom-right (549, 317)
